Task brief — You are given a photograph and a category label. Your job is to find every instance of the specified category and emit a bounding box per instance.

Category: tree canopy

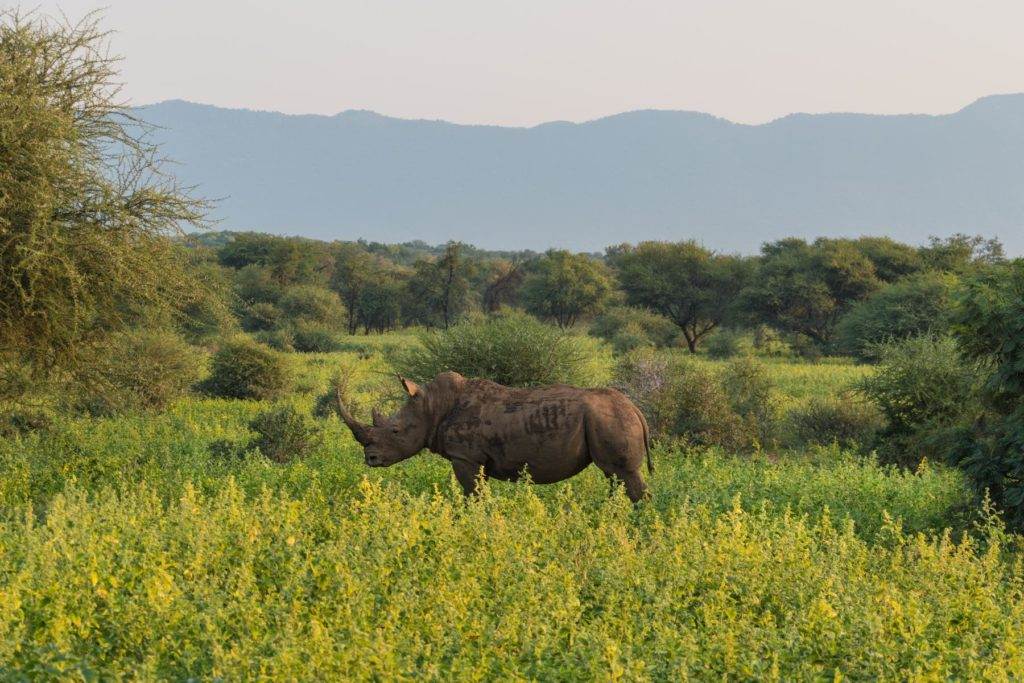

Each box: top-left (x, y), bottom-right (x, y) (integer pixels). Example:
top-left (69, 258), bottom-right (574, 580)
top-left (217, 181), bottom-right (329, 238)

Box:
top-left (0, 10), bottom-right (205, 399)
top-left (520, 250), bottom-right (612, 328)
top-left (835, 271), bottom-right (958, 360)
top-left (330, 243), bottom-right (379, 334)
top-left (946, 261), bottom-right (1024, 526)
top-left (403, 243), bottom-right (475, 329)
top-left (739, 238), bottom-right (881, 347)
top-left (610, 241), bottom-right (746, 352)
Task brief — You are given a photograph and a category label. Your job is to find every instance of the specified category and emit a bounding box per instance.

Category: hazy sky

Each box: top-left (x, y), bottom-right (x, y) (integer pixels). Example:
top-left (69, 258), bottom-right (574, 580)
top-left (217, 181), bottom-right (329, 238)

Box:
top-left (40, 0), bottom-right (1024, 126)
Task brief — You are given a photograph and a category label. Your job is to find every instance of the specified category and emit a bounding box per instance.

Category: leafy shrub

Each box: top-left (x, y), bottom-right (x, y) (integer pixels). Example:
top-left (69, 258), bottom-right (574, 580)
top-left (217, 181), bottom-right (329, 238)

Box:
top-left (241, 301), bottom-right (282, 332)
top-left (248, 405), bottom-right (321, 463)
top-left (835, 272), bottom-right (958, 361)
top-left (589, 306), bottom-right (678, 349)
top-left (234, 264), bottom-right (283, 304)
top-left (614, 349), bottom-right (747, 449)
top-left (610, 321), bottom-right (653, 354)
top-left (612, 349), bottom-right (678, 436)
top-left (72, 329), bottom-right (202, 415)
top-left (947, 261), bottom-right (1024, 526)
top-left (787, 396), bottom-right (885, 450)
top-left (857, 335), bottom-right (983, 467)
top-left (290, 323), bottom-right (341, 353)
top-left (278, 285), bottom-right (346, 326)
top-left (254, 328), bottom-right (295, 352)
top-left (720, 356), bottom-right (779, 447)
top-left (669, 367), bottom-right (747, 450)
top-left (790, 333), bottom-right (824, 360)
top-left (705, 328), bottom-right (753, 359)
top-left (203, 337), bottom-right (292, 400)
top-left (396, 311), bottom-right (612, 387)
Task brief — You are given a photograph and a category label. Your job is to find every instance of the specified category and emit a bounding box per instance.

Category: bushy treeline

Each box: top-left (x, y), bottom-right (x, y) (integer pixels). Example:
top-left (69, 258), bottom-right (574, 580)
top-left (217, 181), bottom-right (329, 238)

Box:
top-left (183, 231), bottom-right (613, 348)
top-left (182, 229), bottom-right (1005, 358)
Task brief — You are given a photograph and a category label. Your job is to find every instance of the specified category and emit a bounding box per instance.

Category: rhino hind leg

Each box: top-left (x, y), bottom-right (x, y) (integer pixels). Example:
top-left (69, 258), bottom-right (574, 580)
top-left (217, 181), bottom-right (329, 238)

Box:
top-left (623, 471), bottom-right (649, 502)
top-left (602, 469), bottom-right (649, 503)
top-left (586, 405), bottom-right (650, 503)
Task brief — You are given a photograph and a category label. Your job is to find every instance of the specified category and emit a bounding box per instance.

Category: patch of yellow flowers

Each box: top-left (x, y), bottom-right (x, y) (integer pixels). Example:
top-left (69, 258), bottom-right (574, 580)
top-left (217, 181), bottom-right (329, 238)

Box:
top-left (1, 474), bottom-right (1022, 680)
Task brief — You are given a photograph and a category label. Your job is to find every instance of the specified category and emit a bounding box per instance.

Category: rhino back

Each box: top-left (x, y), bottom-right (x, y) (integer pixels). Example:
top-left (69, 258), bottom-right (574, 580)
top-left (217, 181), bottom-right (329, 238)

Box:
top-left (435, 383), bottom-right (628, 480)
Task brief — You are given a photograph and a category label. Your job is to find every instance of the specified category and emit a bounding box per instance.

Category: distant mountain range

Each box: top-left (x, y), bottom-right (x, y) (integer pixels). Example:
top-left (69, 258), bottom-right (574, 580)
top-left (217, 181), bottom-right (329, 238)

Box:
top-left (137, 95), bottom-right (1024, 253)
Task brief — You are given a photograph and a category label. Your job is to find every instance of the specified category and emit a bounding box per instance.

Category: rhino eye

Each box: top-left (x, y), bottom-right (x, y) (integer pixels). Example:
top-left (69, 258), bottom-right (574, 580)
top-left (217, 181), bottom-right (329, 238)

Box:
top-left (392, 427), bottom-right (400, 434)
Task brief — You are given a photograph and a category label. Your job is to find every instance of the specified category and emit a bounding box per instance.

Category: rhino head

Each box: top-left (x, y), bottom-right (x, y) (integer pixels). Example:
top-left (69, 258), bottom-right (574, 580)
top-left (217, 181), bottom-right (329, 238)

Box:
top-left (336, 372), bottom-right (464, 467)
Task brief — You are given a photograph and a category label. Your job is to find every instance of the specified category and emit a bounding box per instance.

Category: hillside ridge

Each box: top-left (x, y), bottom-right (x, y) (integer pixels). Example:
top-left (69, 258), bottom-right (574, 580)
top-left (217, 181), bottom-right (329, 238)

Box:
top-left (136, 95), bottom-right (1024, 253)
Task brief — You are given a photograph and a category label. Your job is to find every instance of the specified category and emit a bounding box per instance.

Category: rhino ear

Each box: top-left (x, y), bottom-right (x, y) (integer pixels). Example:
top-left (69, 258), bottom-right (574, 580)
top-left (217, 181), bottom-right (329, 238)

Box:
top-left (399, 375), bottom-right (420, 397)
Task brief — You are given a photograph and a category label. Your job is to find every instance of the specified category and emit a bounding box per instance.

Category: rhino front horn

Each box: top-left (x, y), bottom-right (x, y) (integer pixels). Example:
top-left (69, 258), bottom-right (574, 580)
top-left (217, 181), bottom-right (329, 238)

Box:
top-left (335, 388), bottom-right (371, 445)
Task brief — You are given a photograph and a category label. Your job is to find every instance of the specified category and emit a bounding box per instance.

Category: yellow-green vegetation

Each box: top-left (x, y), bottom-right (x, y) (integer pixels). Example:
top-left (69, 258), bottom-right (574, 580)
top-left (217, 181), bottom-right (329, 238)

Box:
top-left (2, 343), bottom-right (1023, 679)
top-left (697, 357), bottom-right (873, 409)
top-left (4, 8), bottom-right (1022, 679)
top-left (4, 476), bottom-right (1020, 680)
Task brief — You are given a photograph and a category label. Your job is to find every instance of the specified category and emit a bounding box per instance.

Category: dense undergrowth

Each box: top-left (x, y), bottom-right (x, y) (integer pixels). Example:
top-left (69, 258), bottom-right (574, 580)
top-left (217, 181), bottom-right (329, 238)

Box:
top-left (0, 347), bottom-right (1021, 679)
top-left (3, 478), bottom-right (1021, 680)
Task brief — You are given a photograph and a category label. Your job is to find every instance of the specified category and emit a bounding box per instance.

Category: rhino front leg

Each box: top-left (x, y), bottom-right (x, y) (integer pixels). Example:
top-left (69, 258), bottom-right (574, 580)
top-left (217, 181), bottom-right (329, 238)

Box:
top-left (451, 459), bottom-right (487, 496)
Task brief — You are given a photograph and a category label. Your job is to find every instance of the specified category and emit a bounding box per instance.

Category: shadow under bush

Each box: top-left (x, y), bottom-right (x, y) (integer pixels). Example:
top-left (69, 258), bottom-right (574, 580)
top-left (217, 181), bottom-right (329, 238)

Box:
top-left (786, 395), bottom-right (885, 451)
top-left (290, 323), bottom-right (342, 353)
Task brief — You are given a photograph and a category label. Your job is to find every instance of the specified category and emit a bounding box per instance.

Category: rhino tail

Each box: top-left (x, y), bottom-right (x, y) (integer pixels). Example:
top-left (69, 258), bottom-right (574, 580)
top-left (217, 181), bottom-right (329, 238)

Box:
top-left (637, 408), bottom-right (653, 475)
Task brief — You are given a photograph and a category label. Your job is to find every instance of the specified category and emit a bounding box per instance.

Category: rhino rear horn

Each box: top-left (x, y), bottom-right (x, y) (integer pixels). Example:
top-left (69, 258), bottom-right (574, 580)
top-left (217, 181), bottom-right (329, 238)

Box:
top-left (371, 407), bottom-right (385, 426)
top-left (398, 375), bottom-right (420, 397)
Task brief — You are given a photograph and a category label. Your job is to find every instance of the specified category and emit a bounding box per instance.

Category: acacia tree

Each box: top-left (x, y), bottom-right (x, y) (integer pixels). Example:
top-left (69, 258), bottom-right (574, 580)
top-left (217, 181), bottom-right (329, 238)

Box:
top-left (356, 267), bottom-right (407, 334)
top-left (520, 250), bottom-right (612, 328)
top-left (0, 10), bottom-right (206, 401)
top-left (739, 238), bottom-right (880, 347)
top-left (404, 242), bottom-right (474, 329)
top-left (330, 242), bottom-right (377, 334)
top-left (611, 241), bottom-right (746, 352)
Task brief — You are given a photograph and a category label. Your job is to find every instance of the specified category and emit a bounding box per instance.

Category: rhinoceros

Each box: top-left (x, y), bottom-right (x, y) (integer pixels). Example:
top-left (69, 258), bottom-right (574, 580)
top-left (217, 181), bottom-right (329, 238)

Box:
top-left (337, 371), bottom-right (653, 502)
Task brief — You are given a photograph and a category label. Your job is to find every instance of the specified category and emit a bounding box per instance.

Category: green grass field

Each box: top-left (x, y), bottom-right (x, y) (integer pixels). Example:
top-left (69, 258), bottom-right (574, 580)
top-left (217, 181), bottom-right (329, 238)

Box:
top-left (1, 341), bottom-right (1022, 680)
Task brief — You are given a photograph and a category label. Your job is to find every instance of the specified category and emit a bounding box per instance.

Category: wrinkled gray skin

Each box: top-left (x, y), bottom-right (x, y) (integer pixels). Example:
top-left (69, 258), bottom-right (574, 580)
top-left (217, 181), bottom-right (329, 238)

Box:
top-left (337, 371), bottom-right (652, 502)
